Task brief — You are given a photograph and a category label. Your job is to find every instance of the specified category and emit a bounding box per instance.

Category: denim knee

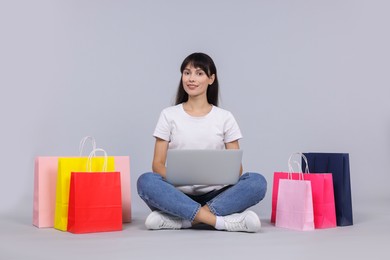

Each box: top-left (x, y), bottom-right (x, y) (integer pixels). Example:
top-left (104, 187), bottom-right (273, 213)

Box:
top-left (245, 172), bottom-right (267, 202)
top-left (137, 172), bottom-right (160, 197)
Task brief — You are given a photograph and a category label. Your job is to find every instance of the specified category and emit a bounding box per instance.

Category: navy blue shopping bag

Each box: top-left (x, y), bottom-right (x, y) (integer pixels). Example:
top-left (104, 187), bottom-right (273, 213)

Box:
top-left (302, 153), bottom-right (353, 226)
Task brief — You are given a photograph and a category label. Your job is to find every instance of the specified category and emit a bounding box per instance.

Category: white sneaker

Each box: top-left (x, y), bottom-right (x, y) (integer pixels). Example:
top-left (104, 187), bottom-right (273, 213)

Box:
top-left (145, 211), bottom-right (182, 230)
top-left (223, 210), bottom-right (261, 233)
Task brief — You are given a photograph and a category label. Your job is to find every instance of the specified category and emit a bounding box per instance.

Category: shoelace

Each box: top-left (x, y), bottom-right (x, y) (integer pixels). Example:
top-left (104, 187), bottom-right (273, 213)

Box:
top-left (224, 216), bottom-right (248, 231)
top-left (159, 215), bottom-right (181, 229)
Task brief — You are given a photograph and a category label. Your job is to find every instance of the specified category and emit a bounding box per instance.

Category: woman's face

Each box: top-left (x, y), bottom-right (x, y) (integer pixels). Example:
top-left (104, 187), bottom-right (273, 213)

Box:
top-left (182, 64), bottom-right (215, 99)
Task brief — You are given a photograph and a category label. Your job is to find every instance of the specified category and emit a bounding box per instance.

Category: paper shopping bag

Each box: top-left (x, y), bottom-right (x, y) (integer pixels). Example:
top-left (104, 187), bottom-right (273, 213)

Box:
top-left (54, 156), bottom-right (115, 231)
top-left (33, 136), bottom-right (97, 228)
top-left (272, 152), bottom-right (336, 229)
top-left (275, 177), bottom-right (315, 231)
top-left (67, 172), bottom-right (122, 234)
top-left (114, 156), bottom-right (132, 223)
top-left (272, 172), bottom-right (337, 229)
top-left (33, 157), bottom-right (59, 228)
top-left (303, 153), bottom-right (353, 226)
top-left (67, 148), bottom-right (122, 233)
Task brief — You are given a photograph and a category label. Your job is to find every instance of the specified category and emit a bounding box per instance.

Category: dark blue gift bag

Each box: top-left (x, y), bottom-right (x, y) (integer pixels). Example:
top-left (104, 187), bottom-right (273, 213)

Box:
top-left (302, 153), bottom-right (353, 226)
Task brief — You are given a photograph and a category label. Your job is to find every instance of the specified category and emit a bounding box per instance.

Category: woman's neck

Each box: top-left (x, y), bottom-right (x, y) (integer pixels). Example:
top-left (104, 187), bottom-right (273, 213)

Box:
top-left (182, 99), bottom-right (212, 117)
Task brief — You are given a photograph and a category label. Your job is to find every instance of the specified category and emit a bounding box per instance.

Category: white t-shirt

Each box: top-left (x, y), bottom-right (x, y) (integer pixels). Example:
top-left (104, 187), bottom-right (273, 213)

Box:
top-left (153, 103), bottom-right (243, 195)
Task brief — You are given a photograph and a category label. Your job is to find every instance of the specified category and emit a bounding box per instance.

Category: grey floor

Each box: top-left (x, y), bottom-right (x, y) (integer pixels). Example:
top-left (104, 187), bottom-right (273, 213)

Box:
top-left (1, 200), bottom-right (389, 260)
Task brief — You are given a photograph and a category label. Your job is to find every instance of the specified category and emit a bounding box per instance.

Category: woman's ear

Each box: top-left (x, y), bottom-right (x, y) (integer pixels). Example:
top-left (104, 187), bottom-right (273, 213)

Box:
top-left (209, 74), bottom-right (215, 85)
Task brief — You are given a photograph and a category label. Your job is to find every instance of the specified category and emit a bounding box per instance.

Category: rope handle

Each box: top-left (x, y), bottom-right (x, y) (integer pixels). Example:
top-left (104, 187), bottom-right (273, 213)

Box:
top-left (79, 136), bottom-right (97, 156)
top-left (86, 148), bottom-right (108, 172)
top-left (287, 152), bottom-right (310, 180)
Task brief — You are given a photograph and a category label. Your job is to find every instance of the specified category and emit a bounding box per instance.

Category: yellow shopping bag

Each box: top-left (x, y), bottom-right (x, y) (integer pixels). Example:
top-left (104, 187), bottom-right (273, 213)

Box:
top-left (54, 156), bottom-right (115, 231)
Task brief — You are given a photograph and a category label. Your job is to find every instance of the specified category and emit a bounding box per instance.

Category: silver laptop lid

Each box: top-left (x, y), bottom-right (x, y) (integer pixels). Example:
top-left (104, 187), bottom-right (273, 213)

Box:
top-left (166, 149), bottom-right (243, 186)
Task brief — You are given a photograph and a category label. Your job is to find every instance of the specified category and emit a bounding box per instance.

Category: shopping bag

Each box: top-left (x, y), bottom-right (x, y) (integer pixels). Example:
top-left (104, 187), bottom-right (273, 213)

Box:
top-left (54, 156), bottom-right (115, 231)
top-left (54, 138), bottom-right (115, 231)
top-left (272, 153), bottom-right (337, 229)
top-left (33, 157), bottom-right (59, 228)
top-left (115, 156), bottom-right (132, 223)
top-left (274, 153), bottom-right (314, 230)
top-left (302, 152), bottom-right (353, 226)
top-left (80, 137), bottom-right (131, 223)
top-left (67, 149), bottom-right (122, 234)
top-left (275, 172), bottom-right (315, 231)
top-left (33, 136), bottom-right (97, 228)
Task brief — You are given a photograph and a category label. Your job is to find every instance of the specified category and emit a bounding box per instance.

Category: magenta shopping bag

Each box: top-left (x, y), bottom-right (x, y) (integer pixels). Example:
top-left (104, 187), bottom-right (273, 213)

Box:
top-left (271, 152), bottom-right (337, 229)
top-left (272, 172), bottom-right (336, 229)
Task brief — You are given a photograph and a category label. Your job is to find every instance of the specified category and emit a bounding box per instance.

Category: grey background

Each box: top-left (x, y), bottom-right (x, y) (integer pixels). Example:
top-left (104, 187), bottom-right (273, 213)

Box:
top-left (0, 1), bottom-right (389, 255)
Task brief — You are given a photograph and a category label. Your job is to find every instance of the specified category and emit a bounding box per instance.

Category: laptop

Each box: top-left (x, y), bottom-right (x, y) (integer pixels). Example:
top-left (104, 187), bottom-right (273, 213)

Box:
top-left (166, 149), bottom-right (243, 186)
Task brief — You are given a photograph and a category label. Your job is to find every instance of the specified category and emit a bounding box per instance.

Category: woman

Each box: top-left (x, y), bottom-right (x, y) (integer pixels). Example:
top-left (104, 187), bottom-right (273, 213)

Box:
top-left (137, 52), bottom-right (267, 232)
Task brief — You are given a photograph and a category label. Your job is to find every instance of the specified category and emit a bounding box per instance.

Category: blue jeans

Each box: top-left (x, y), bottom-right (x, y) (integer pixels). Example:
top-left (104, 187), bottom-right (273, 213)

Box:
top-left (137, 172), bottom-right (267, 222)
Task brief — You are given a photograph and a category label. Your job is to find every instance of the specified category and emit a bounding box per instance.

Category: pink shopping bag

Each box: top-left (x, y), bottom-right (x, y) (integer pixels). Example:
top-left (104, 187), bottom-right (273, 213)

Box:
top-left (274, 152), bottom-right (315, 231)
top-left (33, 157), bottom-right (59, 228)
top-left (275, 176), bottom-right (315, 231)
top-left (114, 156), bottom-right (132, 223)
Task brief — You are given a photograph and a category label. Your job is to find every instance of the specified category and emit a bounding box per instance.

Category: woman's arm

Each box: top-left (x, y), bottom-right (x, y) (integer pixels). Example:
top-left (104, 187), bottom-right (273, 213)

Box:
top-left (152, 137), bottom-right (169, 178)
top-left (225, 140), bottom-right (243, 176)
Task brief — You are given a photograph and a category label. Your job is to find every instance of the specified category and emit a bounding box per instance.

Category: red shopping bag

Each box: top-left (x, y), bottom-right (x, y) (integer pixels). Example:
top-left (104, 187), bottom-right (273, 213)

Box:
top-left (271, 153), bottom-right (337, 229)
top-left (67, 149), bottom-right (122, 234)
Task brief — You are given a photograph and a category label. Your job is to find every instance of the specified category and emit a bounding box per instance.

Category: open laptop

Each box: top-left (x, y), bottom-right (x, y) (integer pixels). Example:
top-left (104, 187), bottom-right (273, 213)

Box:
top-left (166, 149), bottom-right (243, 186)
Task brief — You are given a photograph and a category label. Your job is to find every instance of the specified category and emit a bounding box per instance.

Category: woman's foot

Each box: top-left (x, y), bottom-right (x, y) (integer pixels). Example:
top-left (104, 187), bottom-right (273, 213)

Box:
top-left (222, 210), bottom-right (261, 233)
top-left (145, 211), bottom-right (183, 230)
top-left (145, 210), bottom-right (261, 233)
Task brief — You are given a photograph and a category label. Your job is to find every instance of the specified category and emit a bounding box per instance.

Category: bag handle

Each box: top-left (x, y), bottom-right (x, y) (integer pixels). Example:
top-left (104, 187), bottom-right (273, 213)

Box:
top-left (288, 152), bottom-right (310, 180)
top-left (79, 136), bottom-right (97, 156)
top-left (86, 148), bottom-right (108, 172)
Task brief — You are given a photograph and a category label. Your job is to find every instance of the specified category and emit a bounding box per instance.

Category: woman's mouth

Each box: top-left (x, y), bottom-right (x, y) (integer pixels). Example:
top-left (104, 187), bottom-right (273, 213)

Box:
top-left (186, 84), bottom-right (198, 90)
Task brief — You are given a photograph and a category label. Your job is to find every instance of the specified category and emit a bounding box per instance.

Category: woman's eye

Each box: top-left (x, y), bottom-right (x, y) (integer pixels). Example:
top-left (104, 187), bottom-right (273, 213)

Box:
top-left (197, 72), bottom-right (204, 76)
